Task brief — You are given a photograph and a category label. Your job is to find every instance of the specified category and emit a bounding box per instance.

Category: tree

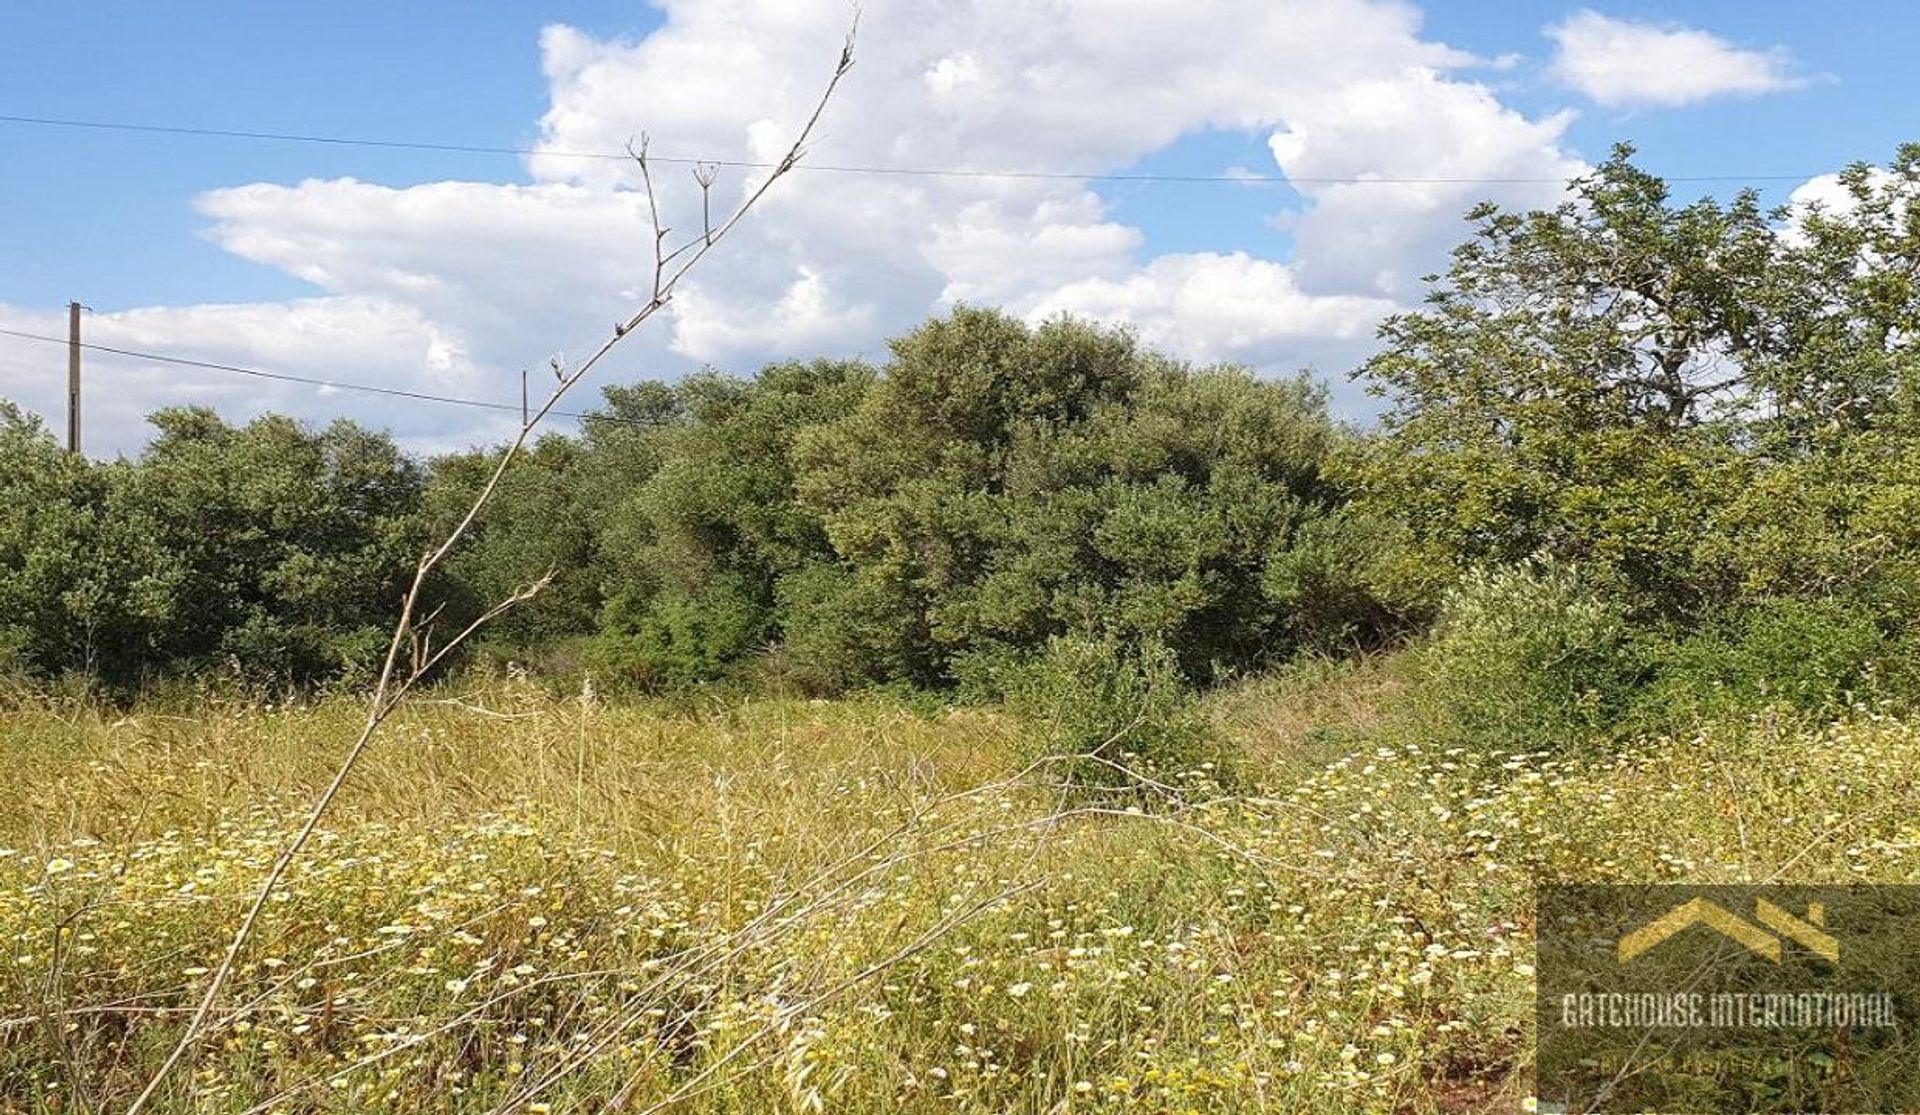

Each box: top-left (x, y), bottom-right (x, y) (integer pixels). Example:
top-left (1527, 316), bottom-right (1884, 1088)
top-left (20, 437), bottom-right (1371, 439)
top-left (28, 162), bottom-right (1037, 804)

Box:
top-left (1352, 142), bottom-right (1920, 629)
top-left (0, 405), bottom-right (425, 688)
top-left (1351, 146), bottom-right (1779, 613)
top-left (116, 409), bottom-right (425, 685)
top-left (424, 433), bottom-right (602, 655)
top-left (589, 361), bottom-right (873, 688)
top-left (0, 405), bottom-right (178, 683)
top-left (790, 308), bottom-right (1381, 690)
top-left (1751, 144), bottom-right (1920, 448)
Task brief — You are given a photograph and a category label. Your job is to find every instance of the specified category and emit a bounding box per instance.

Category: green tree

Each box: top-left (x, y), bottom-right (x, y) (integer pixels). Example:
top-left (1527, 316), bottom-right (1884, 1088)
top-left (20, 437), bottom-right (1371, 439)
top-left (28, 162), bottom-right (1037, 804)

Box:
top-left (1351, 146), bottom-right (1795, 614)
top-left (424, 434), bottom-right (603, 654)
top-left (0, 405), bottom-right (424, 688)
top-left (121, 409), bottom-right (426, 684)
top-left (588, 361), bottom-right (873, 689)
top-left (0, 405), bottom-right (179, 683)
top-left (792, 308), bottom-right (1385, 690)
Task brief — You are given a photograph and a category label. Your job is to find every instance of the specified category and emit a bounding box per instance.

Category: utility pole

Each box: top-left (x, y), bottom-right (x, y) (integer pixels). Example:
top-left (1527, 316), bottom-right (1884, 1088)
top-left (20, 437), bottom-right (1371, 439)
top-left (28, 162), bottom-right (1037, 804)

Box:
top-left (66, 301), bottom-right (83, 455)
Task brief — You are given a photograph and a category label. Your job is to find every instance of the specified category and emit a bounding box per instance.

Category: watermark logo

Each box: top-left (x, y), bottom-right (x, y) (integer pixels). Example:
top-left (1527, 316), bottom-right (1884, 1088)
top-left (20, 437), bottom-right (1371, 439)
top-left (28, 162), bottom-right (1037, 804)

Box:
top-left (1617, 896), bottom-right (1838, 964)
top-left (1536, 885), bottom-right (1920, 1112)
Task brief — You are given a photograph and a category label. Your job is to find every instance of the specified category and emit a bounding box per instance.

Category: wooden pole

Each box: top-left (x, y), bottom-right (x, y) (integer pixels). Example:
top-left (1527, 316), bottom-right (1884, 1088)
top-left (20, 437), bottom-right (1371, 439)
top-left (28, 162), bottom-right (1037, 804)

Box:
top-left (66, 301), bottom-right (81, 455)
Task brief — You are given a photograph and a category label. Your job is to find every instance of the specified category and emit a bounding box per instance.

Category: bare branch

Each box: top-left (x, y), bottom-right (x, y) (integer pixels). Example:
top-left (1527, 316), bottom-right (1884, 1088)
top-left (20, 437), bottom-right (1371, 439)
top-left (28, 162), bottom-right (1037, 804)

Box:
top-left (122, 25), bottom-right (857, 1115)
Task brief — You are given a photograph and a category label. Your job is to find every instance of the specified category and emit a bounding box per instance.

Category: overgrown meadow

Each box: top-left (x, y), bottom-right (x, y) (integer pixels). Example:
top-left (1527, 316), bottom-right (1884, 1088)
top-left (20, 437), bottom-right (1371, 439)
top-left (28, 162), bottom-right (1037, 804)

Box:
top-left (8, 663), bottom-right (1920, 1112)
top-left (9, 148), bottom-right (1920, 1110)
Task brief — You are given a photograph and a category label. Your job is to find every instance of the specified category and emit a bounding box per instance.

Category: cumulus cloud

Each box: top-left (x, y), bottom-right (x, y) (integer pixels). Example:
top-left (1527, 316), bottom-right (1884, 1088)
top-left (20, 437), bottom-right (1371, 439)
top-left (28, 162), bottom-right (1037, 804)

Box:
top-left (0, 296), bottom-right (523, 458)
top-left (1547, 9), bottom-right (1807, 109)
top-left (1028, 252), bottom-right (1395, 369)
top-left (6, 0), bottom-right (1597, 454)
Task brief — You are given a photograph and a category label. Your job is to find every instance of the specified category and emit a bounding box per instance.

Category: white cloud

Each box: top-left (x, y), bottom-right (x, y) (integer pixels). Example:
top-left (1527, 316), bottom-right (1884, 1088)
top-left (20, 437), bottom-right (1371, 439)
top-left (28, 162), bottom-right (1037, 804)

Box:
top-left (1027, 252), bottom-right (1395, 373)
top-left (1777, 167), bottom-right (1897, 251)
top-left (1266, 67), bottom-right (1581, 299)
top-left (1785, 170), bottom-right (1886, 219)
top-left (0, 297), bottom-right (522, 458)
top-left (5, 0), bottom-right (1596, 455)
top-left (1547, 9), bottom-right (1806, 109)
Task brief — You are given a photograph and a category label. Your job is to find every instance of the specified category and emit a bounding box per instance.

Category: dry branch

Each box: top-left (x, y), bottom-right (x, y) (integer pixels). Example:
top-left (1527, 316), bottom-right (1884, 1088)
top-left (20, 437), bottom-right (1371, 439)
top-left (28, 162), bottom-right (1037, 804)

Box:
top-left (123, 26), bottom-right (857, 1114)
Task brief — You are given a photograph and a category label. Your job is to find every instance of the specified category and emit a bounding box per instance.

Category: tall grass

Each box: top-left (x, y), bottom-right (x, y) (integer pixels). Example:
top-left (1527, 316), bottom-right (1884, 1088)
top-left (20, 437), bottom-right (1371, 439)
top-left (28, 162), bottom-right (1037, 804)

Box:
top-left (5, 674), bottom-right (1920, 1111)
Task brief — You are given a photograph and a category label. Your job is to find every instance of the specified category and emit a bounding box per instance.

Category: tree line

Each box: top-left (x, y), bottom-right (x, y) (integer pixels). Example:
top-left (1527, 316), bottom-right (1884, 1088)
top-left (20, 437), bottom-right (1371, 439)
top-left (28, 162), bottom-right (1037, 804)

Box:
top-left (6, 145), bottom-right (1920, 731)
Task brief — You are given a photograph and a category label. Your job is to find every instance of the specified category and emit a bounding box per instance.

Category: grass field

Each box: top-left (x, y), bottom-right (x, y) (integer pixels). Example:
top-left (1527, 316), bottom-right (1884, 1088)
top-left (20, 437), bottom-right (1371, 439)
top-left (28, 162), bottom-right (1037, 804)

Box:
top-left (5, 661), bottom-right (1919, 1112)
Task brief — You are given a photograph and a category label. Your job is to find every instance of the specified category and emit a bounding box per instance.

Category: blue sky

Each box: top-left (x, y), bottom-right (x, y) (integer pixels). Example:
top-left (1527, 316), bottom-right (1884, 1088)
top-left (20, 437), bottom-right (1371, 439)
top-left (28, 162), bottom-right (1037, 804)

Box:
top-left (0, 3), bottom-right (661, 309)
top-left (2, 1), bottom-right (1915, 455)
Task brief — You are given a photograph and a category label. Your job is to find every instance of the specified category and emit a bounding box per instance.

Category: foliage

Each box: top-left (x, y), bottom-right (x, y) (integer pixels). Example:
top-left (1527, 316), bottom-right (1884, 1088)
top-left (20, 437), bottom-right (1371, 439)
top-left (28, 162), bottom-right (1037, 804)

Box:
top-left (427, 310), bottom-right (1398, 697)
top-left (1633, 596), bottom-right (1894, 728)
top-left (0, 404), bottom-right (169, 685)
top-left (423, 434), bottom-right (603, 653)
top-left (999, 631), bottom-right (1220, 790)
top-left (1417, 559), bottom-right (1643, 752)
top-left (1350, 143), bottom-right (1920, 625)
top-left (791, 308), bottom-right (1385, 691)
top-left (0, 405), bottom-right (422, 689)
top-left (587, 361), bottom-right (872, 689)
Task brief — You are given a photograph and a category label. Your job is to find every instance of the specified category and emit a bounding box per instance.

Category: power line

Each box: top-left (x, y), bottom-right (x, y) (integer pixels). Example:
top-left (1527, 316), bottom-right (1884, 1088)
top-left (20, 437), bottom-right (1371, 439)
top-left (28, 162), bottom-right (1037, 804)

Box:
top-left (0, 111), bottom-right (1818, 186)
top-left (0, 325), bottom-right (635, 426)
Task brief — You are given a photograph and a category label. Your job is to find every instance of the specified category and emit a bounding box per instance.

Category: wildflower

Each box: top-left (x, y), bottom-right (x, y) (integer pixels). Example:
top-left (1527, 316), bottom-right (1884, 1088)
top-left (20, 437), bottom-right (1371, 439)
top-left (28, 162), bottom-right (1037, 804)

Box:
top-left (44, 858), bottom-right (75, 875)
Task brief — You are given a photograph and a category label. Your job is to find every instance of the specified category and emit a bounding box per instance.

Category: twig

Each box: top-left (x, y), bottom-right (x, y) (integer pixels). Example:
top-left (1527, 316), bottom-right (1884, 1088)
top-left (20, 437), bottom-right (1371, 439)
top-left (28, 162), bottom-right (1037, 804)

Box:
top-left (122, 26), bottom-right (856, 1115)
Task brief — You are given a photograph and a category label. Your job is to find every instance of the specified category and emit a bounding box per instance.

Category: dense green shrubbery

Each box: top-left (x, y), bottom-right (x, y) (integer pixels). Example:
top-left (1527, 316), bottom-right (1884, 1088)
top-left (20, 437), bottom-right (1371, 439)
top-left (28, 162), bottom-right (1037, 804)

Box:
top-left (1415, 572), bottom-right (1911, 751)
top-left (786, 309), bottom-right (1381, 690)
top-left (447, 310), bottom-right (1397, 698)
top-left (0, 403), bottom-right (423, 691)
top-left (1632, 596), bottom-right (1894, 727)
top-left (10, 144), bottom-right (1920, 741)
top-left (0, 313), bottom-right (1405, 701)
top-left (1416, 560), bottom-right (1644, 752)
top-left (1000, 631), bottom-right (1221, 791)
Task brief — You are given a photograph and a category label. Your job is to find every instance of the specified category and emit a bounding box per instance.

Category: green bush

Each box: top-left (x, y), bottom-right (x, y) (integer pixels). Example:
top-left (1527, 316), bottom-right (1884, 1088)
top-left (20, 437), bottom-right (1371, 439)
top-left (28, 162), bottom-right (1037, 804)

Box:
top-left (0, 405), bottom-right (423, 692)
top-left (1633, 597), bottom-right (1892, 728)
top-left (1003, 632), bottom-right (1225, 793)
top-left (1418, 559), bottom-right (1644, 752)
top-left (586, 578), bottom-right (770, 692)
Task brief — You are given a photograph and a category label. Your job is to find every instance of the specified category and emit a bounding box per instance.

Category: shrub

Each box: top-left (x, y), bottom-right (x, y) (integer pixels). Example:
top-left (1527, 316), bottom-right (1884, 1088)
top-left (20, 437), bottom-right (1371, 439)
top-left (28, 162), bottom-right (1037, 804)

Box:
top-left (1418, 559), bottom-right (1643, 752)
top-left (1633, 596), bottom-right (1892, 728)
top-left (1261, 502), bottom-right (1441, 652)
top-left (1003, 632), bottom-right (1225, 792)
top-left (587, 578), bottom-right (770, 691)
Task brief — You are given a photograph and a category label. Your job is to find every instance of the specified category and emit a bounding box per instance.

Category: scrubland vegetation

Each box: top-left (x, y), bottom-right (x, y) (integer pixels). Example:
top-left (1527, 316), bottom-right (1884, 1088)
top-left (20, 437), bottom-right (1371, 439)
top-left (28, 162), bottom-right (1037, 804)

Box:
top-left (7, 146), bottom-right (1920, 1109)
top-left (9, 669), bottom-right (1920, 1111)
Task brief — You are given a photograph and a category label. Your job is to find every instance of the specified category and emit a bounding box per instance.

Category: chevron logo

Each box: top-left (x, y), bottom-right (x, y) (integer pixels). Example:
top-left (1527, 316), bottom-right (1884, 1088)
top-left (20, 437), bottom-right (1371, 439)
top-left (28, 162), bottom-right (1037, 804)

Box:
top-left (1617, 897), bottom-right (1839, 964)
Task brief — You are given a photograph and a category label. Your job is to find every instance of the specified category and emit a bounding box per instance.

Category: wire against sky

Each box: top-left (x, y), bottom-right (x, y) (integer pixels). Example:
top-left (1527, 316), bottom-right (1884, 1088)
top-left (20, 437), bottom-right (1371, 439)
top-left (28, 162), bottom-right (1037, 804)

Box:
top-left (0, 111), bottom-right (1819, 186)
top-left (0, 325), bottom-right (638, 426)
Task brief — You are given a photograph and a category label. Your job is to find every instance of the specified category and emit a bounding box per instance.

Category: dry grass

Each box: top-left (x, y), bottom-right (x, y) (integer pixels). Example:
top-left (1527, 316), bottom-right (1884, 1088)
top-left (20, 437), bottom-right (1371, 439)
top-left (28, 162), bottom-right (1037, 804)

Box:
top-left (1203, 653), bottom-right (1415, 780)
top-left (5, 674), bottom-right (1917, 1112)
